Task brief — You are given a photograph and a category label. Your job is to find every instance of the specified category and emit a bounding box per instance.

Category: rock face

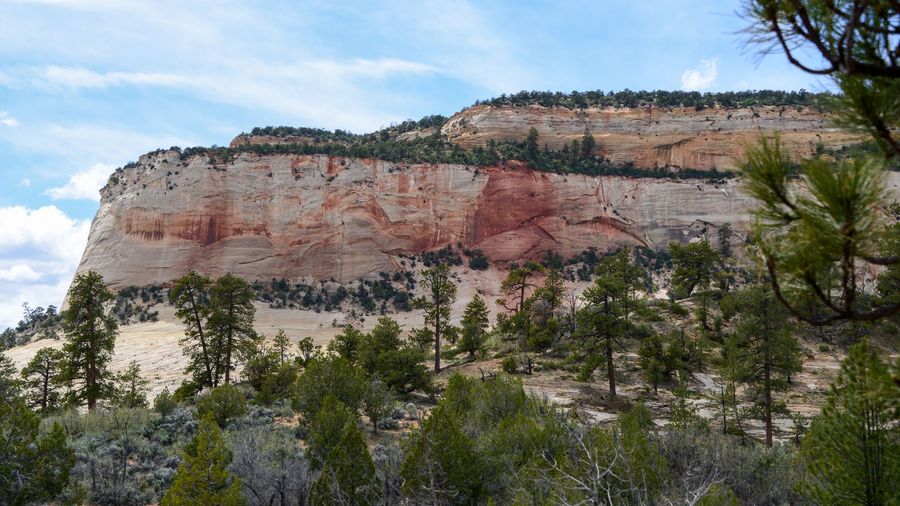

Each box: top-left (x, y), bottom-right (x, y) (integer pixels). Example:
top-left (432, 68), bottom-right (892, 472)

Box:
top-left (76, 151), bottom-right (758, 289)
top-left (442, 105), bottom-right (859, 171)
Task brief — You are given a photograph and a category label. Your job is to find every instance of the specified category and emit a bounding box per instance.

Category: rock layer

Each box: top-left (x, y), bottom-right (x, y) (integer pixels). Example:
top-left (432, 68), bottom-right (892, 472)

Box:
top-left (442, 105), bottom-right (859, 171)
top-left (76, 151), bottom-right (760, 289)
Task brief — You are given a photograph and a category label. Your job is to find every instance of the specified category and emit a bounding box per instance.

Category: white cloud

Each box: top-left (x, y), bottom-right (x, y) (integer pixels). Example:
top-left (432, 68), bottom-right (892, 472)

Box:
top-left (0, 264), bottom-right (42, 282)
top-left (37, 65), bottom-right (188, 89)
top-left (18, 178), bottom-right (31, 188)
top-left (44, 163), bottom-right (114, 201)
top-left (0, 111), bottom-right (18, 127)
top-left (681, 58), bottom-right (718, 91)
top-left (0, 205), bottom-right (91, 328)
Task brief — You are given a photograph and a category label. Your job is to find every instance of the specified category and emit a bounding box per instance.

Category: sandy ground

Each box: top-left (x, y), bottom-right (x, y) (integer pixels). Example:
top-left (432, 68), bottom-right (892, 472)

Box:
top-left (5, 266), bottom-right (520, 400)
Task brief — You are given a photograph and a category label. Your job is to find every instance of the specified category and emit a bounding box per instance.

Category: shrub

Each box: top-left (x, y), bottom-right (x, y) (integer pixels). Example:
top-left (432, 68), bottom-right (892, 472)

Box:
top-left (153, 388), bottom-right (177, 420)
top-left (501, 355), bottom-right (518, 374)
top-left (292, 356), bottom-right (365, 422)
top-left (195, 384), bottom-right (247, 427)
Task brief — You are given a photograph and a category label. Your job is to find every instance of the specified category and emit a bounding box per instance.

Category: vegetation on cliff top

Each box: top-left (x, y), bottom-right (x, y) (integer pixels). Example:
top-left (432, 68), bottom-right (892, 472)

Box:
top-left (472, 88), bottom-right (836, 110)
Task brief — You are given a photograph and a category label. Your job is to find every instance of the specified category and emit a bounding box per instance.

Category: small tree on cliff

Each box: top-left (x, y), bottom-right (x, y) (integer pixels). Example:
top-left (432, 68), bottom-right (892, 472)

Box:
top-left (415, 264), bottom-right (457, 372)
top-left (61, 271), bottom-right (118, 410)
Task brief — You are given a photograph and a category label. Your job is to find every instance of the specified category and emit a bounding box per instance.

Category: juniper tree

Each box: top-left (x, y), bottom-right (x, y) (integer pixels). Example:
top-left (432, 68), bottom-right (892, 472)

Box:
top-left (61, 271), bottom-right (117, 410)
top-left (20, 347), bottom-right (64, 414)
top-left (0, 400), bottom-right (74, 504)
top-left (310, 417), bottom-right (379, 506)
top-left (459, 294), bottom-right (490, 357)
top-left (161, 415), bottom-right (243, 506)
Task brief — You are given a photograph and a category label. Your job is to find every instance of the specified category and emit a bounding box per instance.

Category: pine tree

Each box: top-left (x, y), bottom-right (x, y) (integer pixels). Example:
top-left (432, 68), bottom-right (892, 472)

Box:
top-left (498, 260), bottom-right (544, 313)
top-left (415, 264), bottom-right (457, 372)
top-left (208, 274), bottom-right (259, 384)
top-left (638, 333), bottom-right (668, 394)
top-left (113, 360), bottom-right (149, 408)
top-left (0, 351), bottom-right (21, 401)
top-left (61, 271), bottom-right (117, 410)
top-left (272, 329), bottom-right (291, 365)
top-left (801, 340), bottom-right (898, 505)
top-left (725, 285), bottom-right (802, 447)
top-left (21, 347), bottom-right (65, 414)
top-left (576, 249), bottom-right (646, 397)
top-left (459, 294), bottom-right (490, 357)
top-left (161, 415), bottom-right (243, 506)
top-left (170, 271), bottom-right (216, 387)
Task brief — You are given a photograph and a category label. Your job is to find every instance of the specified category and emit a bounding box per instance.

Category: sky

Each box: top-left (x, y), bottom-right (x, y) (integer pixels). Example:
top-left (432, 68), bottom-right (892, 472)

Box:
top-left (0, 0), bottom-right (830, 329)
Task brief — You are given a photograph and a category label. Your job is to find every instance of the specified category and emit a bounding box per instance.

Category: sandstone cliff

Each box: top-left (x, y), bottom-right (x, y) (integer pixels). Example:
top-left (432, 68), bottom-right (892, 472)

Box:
top-left (76, 150), bottom-right (760, 289)
top-left (441, 105), bottom-right (859, 171)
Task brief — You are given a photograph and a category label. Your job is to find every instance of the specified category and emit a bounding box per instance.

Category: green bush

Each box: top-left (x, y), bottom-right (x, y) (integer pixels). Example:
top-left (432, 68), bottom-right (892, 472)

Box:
top-left (195, 384), bottom-right (247, 427)
top-left (501, 355), bottom-right (518, 374)
top-left (292, 356), bottom-right (365, 422)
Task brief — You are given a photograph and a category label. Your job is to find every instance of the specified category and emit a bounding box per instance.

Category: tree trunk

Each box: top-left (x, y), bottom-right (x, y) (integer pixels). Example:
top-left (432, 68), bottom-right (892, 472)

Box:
top-left (224, 301), bottom-right (234, 384)
top-left (434, 308), bottom-right (441, 372)
top-left (764, 350), bottom-right (773, 447)
top-left (41, 369), bottom-right (49, 412)
top-left (189, 293), bottom-right (214, 388)
top-left (606, 335), bottom-right (616, 397)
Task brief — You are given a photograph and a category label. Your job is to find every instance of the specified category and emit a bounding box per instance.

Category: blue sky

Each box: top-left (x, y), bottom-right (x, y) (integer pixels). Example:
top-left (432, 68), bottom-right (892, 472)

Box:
top-left (0, 0), bottom-right (828, 328)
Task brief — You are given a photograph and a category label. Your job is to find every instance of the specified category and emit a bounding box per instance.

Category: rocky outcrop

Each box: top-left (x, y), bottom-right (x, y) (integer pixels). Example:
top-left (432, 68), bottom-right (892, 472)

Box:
top-left (442, 105), bottom-right (860, 171)
top-left (76, 151), bottom-right (759, 289)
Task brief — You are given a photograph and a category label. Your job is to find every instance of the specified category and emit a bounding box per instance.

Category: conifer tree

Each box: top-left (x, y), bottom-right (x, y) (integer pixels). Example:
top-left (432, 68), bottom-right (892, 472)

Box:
top-left (310, 418), bottom-right (378, 506)
top-left (170, 271), bottom-right (216, 387)
top-left (272, 329), bottom-right (291, 365)
top-left (401, 403), bottom-right (484, 503)
top-left (208, 274), bottom-right (259, 384)
top-left (0, 351), bottom-right (21, 401)
top-left (459, 294), bottom-right (490, 357)
top-left (307, 395), bottom-right (359, 469)
top-left (415, 263), bottom-right (457, 372)
top-left (21, 347), bottom-right (64, 414)
top-left (801, 340), bottom-right (898, 505)
top-left (113, 360), bottom-right (149, 408)
top-left (576, 249), bottom-right (646, 397)
top-left (638, 333), bottom-right (668, 394)
top-left (61, 271), bottom-right (117, 410)
top-left (725, 285), bottom-right (802, 446)
top-left (161, 415), bottom-right (243, 506)
top-left (0, 401), bottom-right (74, 504)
